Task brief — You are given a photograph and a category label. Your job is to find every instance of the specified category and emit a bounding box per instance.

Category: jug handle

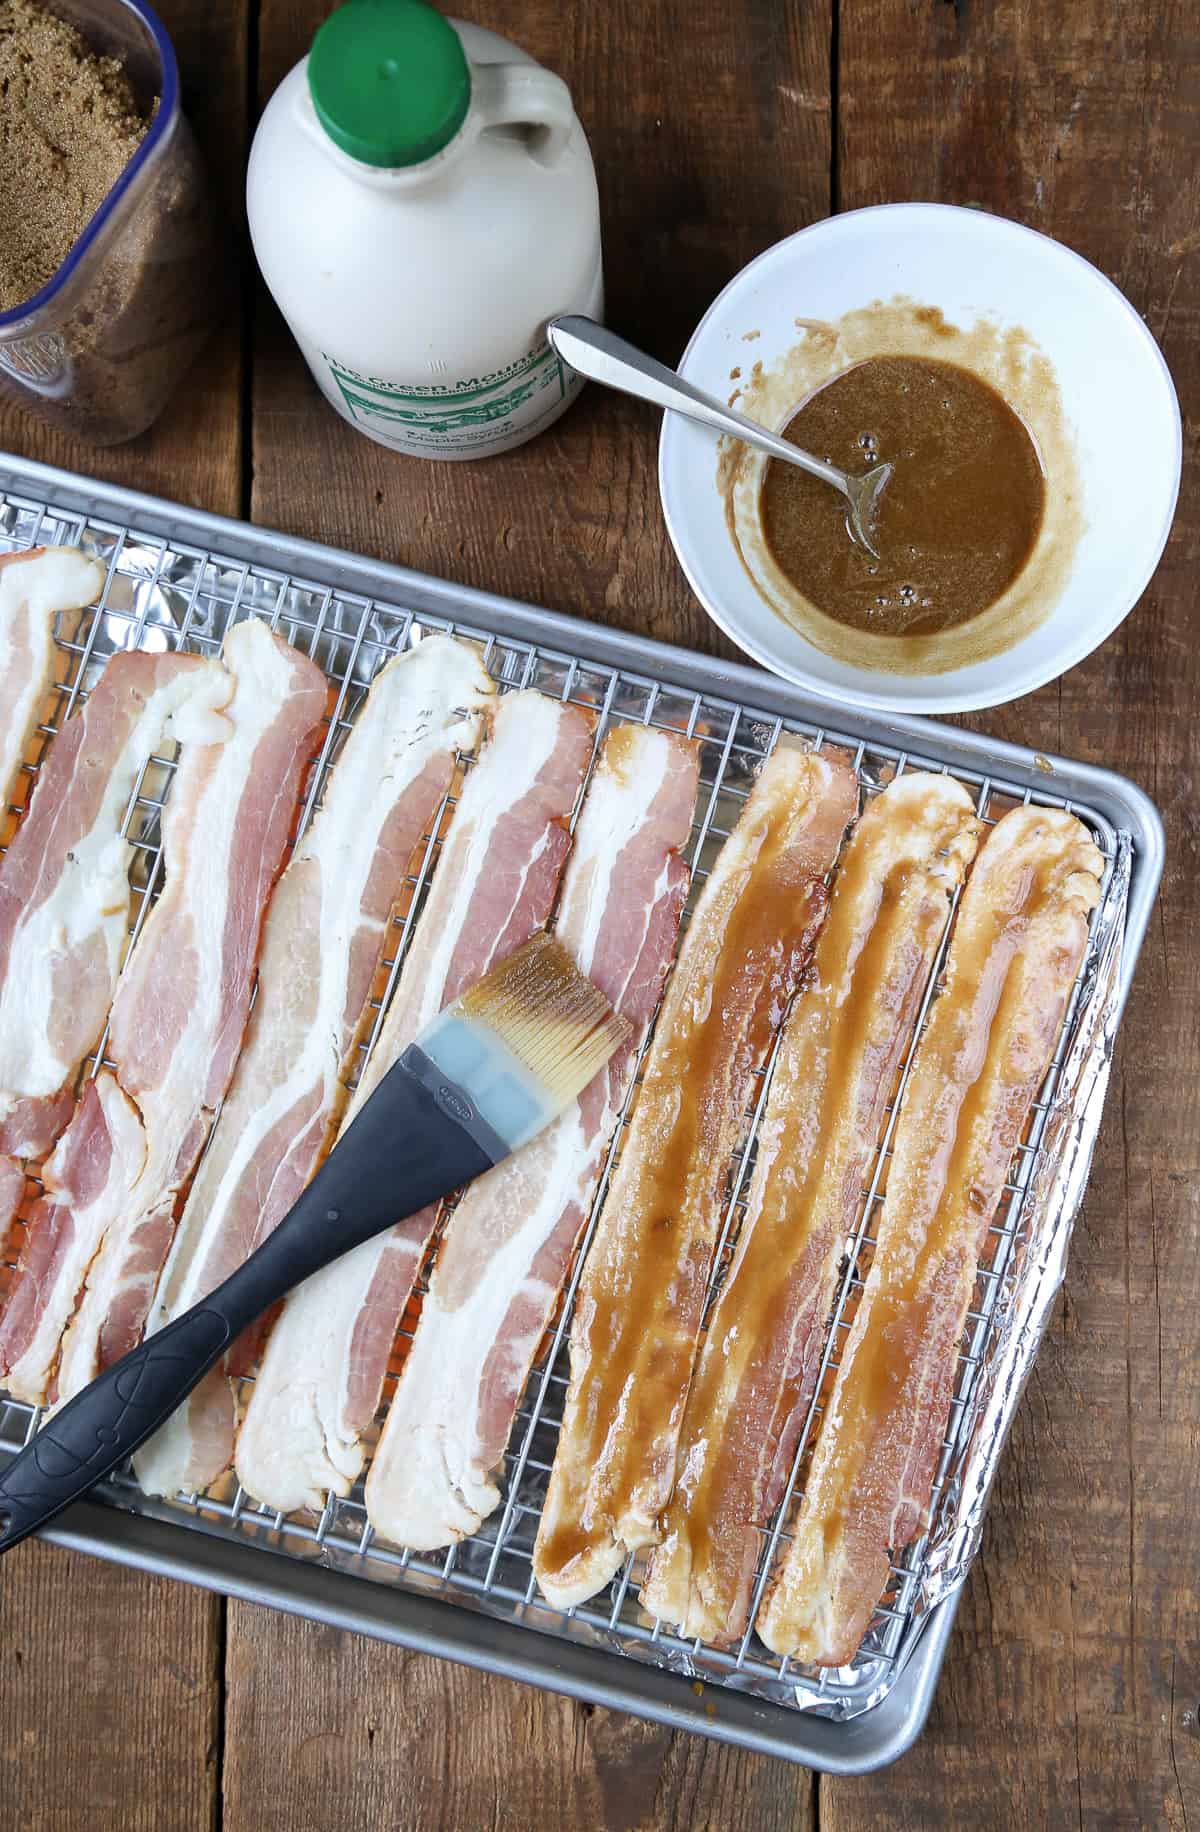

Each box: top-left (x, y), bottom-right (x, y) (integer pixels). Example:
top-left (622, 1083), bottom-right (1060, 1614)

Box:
top-left (472, 63), bottom-right (574, 168)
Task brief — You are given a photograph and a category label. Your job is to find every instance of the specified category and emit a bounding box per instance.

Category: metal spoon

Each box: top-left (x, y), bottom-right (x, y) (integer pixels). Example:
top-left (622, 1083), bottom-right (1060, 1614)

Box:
top-left (547, 315), bottom-right (893, 561)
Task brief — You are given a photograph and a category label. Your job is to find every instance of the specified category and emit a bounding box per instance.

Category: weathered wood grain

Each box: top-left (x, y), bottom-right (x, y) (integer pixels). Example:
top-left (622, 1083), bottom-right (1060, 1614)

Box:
top-left (823, 3), bottom-right (1200, 1827)
top-left (0, 1540), bottom-right (220, 1831)
top-left (221, 1599), bottom-right (816, 1832)
top-left (3, 0), bottom-right (1197, 1823)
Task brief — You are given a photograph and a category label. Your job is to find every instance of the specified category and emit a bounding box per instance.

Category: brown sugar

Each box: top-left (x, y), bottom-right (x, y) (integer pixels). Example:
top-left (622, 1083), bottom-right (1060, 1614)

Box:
top-left (0, 0), bottom-right (224, 443)
top-left (0, 0), bottom-right (149, 312)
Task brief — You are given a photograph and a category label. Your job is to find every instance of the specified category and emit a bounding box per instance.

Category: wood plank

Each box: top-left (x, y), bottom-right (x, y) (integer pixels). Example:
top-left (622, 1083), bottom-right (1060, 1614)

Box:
top-left (0, 2), bottom-right (246, 1826)
top-left (221, 1599), bottom-right (815, 1832)
top-left (824, 3), bottom-right (1200, 1826)
top-left (0, 1540), bottom-right (219, 1831)
top-left (234, 2), bottom-right (827, 1824)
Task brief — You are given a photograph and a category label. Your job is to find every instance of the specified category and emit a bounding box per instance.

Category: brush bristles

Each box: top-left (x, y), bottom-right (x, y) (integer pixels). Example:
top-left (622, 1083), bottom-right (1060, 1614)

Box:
top-left (456, 931), bottom-right (631, 1110)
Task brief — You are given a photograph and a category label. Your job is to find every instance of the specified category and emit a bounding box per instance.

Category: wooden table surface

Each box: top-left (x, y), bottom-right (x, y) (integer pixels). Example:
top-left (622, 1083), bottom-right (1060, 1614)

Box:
top-left (2, 1), bottom-right (1197, 1826)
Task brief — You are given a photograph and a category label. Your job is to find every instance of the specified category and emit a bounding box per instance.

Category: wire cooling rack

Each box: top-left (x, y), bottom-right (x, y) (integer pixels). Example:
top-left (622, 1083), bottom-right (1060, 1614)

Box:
top-left (0, 476), bottom-right (1126, 1734)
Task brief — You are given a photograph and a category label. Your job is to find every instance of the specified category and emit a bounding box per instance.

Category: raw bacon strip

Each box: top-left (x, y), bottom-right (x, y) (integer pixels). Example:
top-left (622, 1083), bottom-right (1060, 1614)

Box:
top-left (235, 689), bottom-right (593, 1515)
top-left (49, 621), bottom-right (327, 1406)
top-left (0, 1075), bottom-right (145, 1404)
top-left (0, 547), bottom-right (104, 818)
top-left (759, 806), bottom-right (1102, 1666)
top-left (364, 725), bottom-right (699, 1551)
top-left (131, 635), bottom-right (493, 1498)
top-left (0, 1155), bottom-right (25, 1253)
top-left (0, 651), bottom-right (232, 1159)
top-left (641, 773), bottom-right (980, 1644)
top-left (534, 742), bottom-right (859, 1610)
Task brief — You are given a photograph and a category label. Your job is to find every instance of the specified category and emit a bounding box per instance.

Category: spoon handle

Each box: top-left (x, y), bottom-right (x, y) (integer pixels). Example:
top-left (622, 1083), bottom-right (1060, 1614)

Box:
top-left (547, 316), bottom-right (849, 497)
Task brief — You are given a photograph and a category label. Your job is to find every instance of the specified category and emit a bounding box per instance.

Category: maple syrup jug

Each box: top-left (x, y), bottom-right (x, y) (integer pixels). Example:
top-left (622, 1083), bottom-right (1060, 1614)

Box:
top-left (249, 0), bottom-right (602, 459)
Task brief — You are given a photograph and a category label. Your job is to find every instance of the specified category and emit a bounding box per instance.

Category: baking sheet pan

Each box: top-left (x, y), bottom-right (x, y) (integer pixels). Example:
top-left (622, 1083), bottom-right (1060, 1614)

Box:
top-left (0, 451), bottom-right (1162, 1771)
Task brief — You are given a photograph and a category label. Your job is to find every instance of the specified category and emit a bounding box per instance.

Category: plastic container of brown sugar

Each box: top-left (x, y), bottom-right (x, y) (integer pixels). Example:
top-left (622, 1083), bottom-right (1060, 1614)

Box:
top-left (0, 0), bottom-right (226, 446)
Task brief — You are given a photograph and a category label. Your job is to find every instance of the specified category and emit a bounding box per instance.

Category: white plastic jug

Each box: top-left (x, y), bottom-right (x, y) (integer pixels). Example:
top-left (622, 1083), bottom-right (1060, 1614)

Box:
top-left (248, 0), bottom-right (602, 461)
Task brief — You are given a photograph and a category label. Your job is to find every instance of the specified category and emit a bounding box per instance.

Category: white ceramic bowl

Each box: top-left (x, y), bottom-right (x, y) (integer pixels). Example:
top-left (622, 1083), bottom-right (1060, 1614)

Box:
top-left (659, 204), bottom-right (1181, 715)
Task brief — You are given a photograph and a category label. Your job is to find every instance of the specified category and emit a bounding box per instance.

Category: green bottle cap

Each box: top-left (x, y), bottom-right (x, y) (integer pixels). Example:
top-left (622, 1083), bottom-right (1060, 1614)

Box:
top-left (308, 0), bottom-right (471, 169)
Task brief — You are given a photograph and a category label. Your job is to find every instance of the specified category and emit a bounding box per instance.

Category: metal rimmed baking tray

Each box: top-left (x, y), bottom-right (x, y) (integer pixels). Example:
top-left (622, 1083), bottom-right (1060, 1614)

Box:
top-left (0, 451), bottom-right (1163, 1774)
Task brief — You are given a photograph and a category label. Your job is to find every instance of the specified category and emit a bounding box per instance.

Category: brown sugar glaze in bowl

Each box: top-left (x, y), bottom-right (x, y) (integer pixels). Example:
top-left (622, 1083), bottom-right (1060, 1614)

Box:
top-left (760, 355), bottom-right (1046, 640)
top-left (719, 299), bottom-right (1083, 678)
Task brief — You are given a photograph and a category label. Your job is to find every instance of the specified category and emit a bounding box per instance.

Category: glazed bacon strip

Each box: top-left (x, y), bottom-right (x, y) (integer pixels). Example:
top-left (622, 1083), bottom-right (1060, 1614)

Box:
top-left (0, 650), bottom-right (232, 1161)
top-left (0, 546), bottom-right (104, 819)
top-left (235, 689), bottom-right (593, 1515)
top-left (640, 773), bottom-right (980, 1645)
top-left (534, 741), bottom-right (858, 1611)
top-left (364, 724), bottom-right (699, 1552)
top-left (132, 635), bottom-right (493, 1499)
top-left (759, 806), bottom-right (1102, 1667)
top-left (45, 621), bottom-right (327, 1407)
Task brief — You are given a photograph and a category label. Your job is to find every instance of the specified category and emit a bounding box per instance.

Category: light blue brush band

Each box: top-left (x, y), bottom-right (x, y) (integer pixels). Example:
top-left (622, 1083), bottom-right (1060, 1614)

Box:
top-left (415, 1008), bottom-right (556, 1155)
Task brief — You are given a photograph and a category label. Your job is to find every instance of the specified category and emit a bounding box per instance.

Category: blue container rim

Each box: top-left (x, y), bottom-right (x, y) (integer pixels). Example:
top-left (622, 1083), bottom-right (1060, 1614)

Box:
top-left (0, 0), bottom-right (180, 334)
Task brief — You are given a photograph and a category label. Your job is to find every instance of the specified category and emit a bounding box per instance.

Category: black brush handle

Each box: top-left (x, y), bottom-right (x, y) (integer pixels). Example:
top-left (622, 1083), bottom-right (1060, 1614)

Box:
top-left (0, 1057), bottom-right (492, 1555)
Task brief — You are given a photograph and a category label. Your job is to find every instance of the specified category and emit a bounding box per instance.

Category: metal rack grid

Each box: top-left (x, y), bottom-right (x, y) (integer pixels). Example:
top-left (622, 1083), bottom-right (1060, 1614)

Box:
top-left (0, 485), bottom-right (1119, 1725)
